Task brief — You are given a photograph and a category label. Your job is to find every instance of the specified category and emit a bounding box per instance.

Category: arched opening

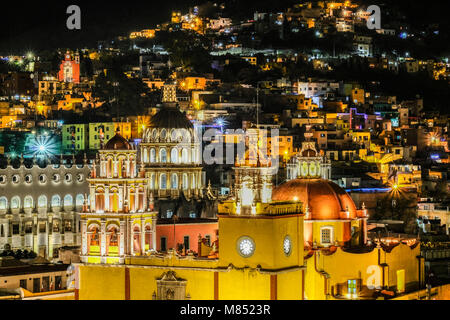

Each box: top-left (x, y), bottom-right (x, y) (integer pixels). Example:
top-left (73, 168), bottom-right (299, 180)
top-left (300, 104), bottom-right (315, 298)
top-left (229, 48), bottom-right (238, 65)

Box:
top-left (95, 189), bottom-right (105, 212)
top-left (0, 197), bottom-right (8, 210)
top-left (107, 157), bottom-right (113, 178)
top-left (11, 196), bottom-right (20, 210)
top-left (160, 174), bottom-right (167, 190)
top-left (138, 187), bottom-right (144, 212)
top-left (88, 224), bottom-right (100, 255)
top-left (64, 195), bottom-right (73, 211)
top-left (181, 148), bottom-right (189, 163)
top-left (171, 148), bottom-right (178, 164)
top-left (109, 188), bottom-right (119, 213)
top-left (171, 173), bottom-right (178, 190)
top-left (143, 148), bottom-right (148, 163)
top-left (241, 178), bottom-right (254, 206)
top-left (38, 195), bottom-right (47, 208)
top-left (24, 196), bottom-right (33, 210)
top-left (51, 195), bottom-right (61, 208)
top-left (133, 225), bottom-right (141, 254)
top-left (75, 194), bottom-right (84, 210)
top-left (150, 173), bottom-right (156, 189)
top-left (106, 224), bottom-right (119, 256)
top-left (182, 173), bottom-right (188, 190)
top-left (150, 148), bottom-right (156, 163)
top-left (145, 224), bottom-right (152, 251)
top-left (160, 148), bottom-right (167, 163)
top-left (129, 188), bottom-right (136, 212)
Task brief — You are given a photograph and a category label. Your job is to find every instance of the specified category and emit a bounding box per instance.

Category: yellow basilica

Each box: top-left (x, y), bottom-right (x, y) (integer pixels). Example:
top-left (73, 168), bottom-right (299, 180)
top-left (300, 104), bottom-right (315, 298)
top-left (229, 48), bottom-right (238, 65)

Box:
top-left (74, 110), bottom-right (424, 300)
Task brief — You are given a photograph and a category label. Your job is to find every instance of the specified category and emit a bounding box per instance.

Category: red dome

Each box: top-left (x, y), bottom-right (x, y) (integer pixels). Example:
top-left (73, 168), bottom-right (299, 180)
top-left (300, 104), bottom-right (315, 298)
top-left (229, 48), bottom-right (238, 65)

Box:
top-left (271, 179), bottom-right (357, 220)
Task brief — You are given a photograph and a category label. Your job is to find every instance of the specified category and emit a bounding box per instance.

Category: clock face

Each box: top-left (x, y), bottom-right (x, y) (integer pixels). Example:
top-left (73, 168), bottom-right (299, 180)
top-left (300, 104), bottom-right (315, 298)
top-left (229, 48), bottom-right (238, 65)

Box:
top-left (301, 162), bottom-right (309, 176)
top-left (283, 236), bottom-right (292, 256)
top-left (309, 162), bottom-right (317, 176)
top-left (237, 236), bottom-right (255, 258)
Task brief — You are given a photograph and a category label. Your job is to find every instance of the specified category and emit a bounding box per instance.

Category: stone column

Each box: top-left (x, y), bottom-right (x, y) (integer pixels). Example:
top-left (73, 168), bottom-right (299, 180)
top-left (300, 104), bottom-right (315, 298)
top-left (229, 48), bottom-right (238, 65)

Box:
top-left (100, 220), bottom-right (106, 257)
top-left (105, 188), bottom-right (110, 213)
top-left (81, 220), bottom-right (88, 255)
top-left (152, 217), bottom-right (157, 251)
top-left (119, 220), bottom-right (125, 256)
top-left (129, 219), bottom-right (134, 256)
top-left (141, 218), bottom-right (145, 255)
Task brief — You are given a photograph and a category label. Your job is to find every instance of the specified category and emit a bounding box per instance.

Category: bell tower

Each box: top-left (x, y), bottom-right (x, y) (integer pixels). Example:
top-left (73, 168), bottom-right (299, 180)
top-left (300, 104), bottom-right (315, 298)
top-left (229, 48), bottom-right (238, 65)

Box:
top-left (287, 141), bottom-right (331, 181)
top-left (80, 132), bottom-right (158, 264)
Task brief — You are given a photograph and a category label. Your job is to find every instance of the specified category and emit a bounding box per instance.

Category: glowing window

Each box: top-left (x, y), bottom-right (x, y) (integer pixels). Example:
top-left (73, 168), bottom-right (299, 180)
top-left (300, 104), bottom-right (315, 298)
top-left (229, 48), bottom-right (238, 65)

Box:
top-left (0, 197), bottom-right (7, 210)
top-left (24, 196), bottom-right (33, 209)
top-left (171, 173), bottom-right (178, 189)
top-left (38, 195), bottom-right (47, 208)
top-left (171, 148), bottom-right (178, 164)
top-left (320, 227), bottom-right (333, 245)
top-left (52, 195), bottom-right (61, 207)
top-left (160, 148), bottom-right (167, 163)
top-left (160, 174), bottom-right (167, 190)
top-left (11, 196), bottom-right (20, 209)
top-left (150, 148), bottom-right (156, 163)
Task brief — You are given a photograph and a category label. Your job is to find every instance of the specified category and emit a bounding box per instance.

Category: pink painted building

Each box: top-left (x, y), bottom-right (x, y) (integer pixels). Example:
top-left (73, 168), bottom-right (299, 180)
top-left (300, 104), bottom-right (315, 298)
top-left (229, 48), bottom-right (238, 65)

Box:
top-left (155, 218), bottom-right (218, 254)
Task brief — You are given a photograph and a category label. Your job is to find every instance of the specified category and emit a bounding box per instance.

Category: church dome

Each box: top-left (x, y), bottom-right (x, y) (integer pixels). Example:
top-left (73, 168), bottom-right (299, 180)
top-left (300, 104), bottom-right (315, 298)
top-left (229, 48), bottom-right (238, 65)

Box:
top-left (104, 132), bottom-right (132, 150)
top-left (302, 148), bottom-right (317, 157)
top-left (271, 178), bottom-right (358, 220)
top-left (149, 105), bottom-right (193, 129)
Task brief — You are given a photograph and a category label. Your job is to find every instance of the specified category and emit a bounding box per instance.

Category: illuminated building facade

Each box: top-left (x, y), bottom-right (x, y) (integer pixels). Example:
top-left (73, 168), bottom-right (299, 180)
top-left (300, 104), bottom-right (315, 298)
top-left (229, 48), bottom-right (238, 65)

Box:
top-left (58, 52), bottom-right (80, 84)
top-left (139, 86), bottom-right (205, 215)
top-left (0, 158), bottom-right (90, 258)
top-left (80, 130), bottom-right (157, 264)
top-left (74, 138), bottom-right (423, 300)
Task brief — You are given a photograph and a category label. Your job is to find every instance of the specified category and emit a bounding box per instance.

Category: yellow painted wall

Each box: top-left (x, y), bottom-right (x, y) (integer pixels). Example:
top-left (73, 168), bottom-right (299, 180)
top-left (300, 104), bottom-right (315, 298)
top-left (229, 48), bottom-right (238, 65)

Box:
top-left (304, 244), bottom-right (421, 300)
top-left (277, 270), bottom-right (303, 300)
top-left (78, 266), bottom-right (125, 300)
top-left (219, 269), bottom-right (270, 300)
top-left (218, 215), bottom-right (304, 270)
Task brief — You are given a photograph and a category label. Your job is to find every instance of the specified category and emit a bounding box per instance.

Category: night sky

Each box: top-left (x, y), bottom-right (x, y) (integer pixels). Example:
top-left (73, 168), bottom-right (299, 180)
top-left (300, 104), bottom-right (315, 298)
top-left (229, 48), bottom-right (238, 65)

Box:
top-left (0, 1), bottom-right (198, 54)
top-left (0, 0), bottom-right (449, 54)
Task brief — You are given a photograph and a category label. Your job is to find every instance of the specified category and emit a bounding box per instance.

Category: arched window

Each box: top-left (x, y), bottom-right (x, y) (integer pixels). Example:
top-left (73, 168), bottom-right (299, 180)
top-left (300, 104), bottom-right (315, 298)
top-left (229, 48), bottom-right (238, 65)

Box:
top-left (88, 224), bottom-right (100, 252)
top-left (52, 195), bottom-right (61, 207)
top-left (151, 129), bottom-right (158, 141)
top-left (160, 129), bottom-right (167, 140)
top-left (181, 148), bottom-right (189, 163)
top-left (24, 196), bottom-right (33, 209)
top-left (160, 174), bottom-right (167, 190)
top-left (38, 195), bottom-right (47, 208)
top-left (107, 225), bottom-right (119, 247)
top-left (0, 197), bottom-right (7, 210)
top-left (11, 196), bottom-right (20, 209)
top-left (143, 148), bottom-right (148, 163)
top-left (191, 174), bottom-right (196, 189)
top-left (182, 173), bottom-right (188, 190)
top-left (150, 148), bottom-right (156, 163)
top-left (171, 148), bottom-right (178, 164)
top-left (160, 148), bottom-right (167, 163)
top-left (241, 180), bottom-right (253, 206)
top-left (64, 194), bottom-right (73, 210)
top-left (75, 194), bottom-right (84, 208)
top-left (171, 173), bottom-right (178, 189)
top-left (150, 173), bottom-right (156, 189)
top-left (171, 129), bottom-right (178, 142)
